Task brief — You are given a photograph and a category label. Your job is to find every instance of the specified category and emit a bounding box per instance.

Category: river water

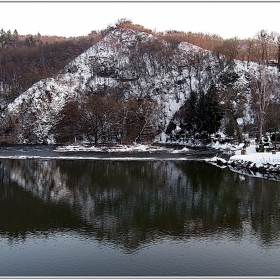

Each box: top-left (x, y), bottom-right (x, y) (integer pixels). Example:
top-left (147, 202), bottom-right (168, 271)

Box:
top-left (1, 145), bottom-right (280, 276)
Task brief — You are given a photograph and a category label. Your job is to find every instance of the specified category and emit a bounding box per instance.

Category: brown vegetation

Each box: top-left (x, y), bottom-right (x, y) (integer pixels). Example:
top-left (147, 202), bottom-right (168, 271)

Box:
top-left (0, 29), bottom-right (100, 105)
top-left (53, 95), bottom-right (163, 145)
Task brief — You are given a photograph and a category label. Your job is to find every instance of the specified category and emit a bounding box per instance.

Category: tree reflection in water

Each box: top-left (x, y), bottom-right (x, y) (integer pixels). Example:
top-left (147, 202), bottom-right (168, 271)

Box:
top-left (0, 159), bottom-right (280, 251)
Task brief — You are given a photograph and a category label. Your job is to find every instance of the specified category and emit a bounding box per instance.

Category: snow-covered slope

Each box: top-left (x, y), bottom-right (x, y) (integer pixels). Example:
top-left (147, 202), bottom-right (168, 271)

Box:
top-left (0, 27), bottom-right (271, 144)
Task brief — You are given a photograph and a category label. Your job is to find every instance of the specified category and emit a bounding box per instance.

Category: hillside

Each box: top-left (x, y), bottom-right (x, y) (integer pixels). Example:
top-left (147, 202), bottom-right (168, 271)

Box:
top-left (0, 32), bottom-right (98, 108)
top-left (0, 24), bottom-right (279, 145)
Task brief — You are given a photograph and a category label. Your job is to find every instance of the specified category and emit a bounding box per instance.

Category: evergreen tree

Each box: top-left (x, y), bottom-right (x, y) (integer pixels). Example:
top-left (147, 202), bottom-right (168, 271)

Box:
top-left (12, 29), bottom-right (18, 47)
top-left (6, 29), bottom-right (12, 45)
top-left (166, 86), bottom-right (224, 140)
top-left (0, 29), bottom-right (6, 48)
top-left (35, 32), bottom-right (42, 45)
top-left (181, 90), bottom-right (198, 135)
top-left (196, 90), bottom-right (208, 133)
top-left (204, 85), bottom-right (224, 134)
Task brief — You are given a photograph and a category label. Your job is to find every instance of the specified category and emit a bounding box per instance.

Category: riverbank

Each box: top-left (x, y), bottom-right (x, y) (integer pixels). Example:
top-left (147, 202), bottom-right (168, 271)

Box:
top-left (55, 143), bottom-right (190, 153)
top-left (207, 144), bottom-right (280, 181)
top-left (54, 142), bottom-right (280, 180)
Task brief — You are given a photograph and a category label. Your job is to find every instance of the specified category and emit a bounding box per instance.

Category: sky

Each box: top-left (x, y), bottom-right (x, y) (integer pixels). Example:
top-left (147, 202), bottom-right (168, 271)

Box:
top-left (1, 1), bottom-right (280, 39)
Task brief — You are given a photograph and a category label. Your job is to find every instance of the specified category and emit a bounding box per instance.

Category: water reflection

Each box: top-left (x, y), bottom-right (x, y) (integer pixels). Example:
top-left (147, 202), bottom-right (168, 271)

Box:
top-left (1, 159), bottom-right (280, 251)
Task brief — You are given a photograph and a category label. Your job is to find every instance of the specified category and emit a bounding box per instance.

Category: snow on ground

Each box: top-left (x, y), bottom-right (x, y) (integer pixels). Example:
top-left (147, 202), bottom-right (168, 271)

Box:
top-left (206, 141), bottom-right (280, 180)
top-left (210, 141), bottom-right (240, 153)
top-left (210, 141), bottom-right (280, 165)
top-left (55, 143), bottom-right (189, 153)
top-left (229, 144), bottom-right (280, 166)
top-left (57, 141), bottom-right (280, 167)
top-left (209, 141), bottom-right (280, 165)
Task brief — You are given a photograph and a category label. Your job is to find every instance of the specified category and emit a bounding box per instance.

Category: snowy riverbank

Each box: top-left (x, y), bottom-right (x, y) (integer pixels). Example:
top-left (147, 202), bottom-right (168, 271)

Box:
top-left (55, 143), bottom-right (190, 153)
top-left (54, 142), bottom-right (280, 180)
top-left (207, 143), bottom-right (280, 181)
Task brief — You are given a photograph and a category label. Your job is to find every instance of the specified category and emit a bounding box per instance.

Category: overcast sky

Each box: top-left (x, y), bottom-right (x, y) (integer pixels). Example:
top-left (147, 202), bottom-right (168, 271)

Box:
top-left (1, 2), bottom-right (279, 39)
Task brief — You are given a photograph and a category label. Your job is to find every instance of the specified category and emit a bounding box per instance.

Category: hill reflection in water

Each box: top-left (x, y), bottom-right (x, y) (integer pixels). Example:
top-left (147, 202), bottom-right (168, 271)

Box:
top-left (1, 158), bottom-right (280, 253)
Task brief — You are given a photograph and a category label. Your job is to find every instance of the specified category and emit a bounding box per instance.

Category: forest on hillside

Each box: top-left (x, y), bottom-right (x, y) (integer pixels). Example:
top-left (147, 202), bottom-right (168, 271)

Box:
top-left (0, 29), bottom-right (99, 106)
top-left (1, 19), bottom-right (280, 145)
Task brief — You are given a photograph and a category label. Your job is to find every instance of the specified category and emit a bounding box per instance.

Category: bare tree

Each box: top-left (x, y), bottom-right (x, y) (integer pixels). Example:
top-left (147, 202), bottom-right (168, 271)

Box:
top-left (254, 30), bottom-right (278, 65)
top-left (239, 38), bottom-right (255, 67)
top-left (222, 37), bottom-right (240, 61)
top-left (218, 68), bottom-right (249, 141)
top-left (249, 64), bottom-right (279, 140)
top-left (276, 33), bottom-right (280, 72)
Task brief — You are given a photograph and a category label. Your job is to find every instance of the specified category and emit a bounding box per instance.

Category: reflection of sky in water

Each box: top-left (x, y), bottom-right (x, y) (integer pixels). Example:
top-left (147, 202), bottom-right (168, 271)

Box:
top-left (1, 232), bottom-right (280, 276)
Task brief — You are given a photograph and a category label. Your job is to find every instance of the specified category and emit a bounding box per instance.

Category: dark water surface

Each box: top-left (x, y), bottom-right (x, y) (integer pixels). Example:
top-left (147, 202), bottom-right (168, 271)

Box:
top-left (1, 145), bottom-right (280, 276)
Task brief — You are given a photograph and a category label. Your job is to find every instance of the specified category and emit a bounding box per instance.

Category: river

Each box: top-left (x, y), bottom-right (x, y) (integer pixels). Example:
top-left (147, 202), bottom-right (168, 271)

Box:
top-left (0, 145), bottom-right (280, 276)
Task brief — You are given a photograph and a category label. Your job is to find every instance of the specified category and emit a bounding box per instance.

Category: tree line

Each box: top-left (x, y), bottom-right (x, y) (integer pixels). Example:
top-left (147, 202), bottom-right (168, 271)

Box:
top-left (110, 19), bottom-right (280, 66)
top-left (53, 95), bottom-right (163, 145)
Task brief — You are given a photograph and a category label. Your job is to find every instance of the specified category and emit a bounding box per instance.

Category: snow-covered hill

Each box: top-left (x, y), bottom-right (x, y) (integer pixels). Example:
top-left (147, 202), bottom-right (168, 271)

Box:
top-left (0, 27), bottom-right (275, 144)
